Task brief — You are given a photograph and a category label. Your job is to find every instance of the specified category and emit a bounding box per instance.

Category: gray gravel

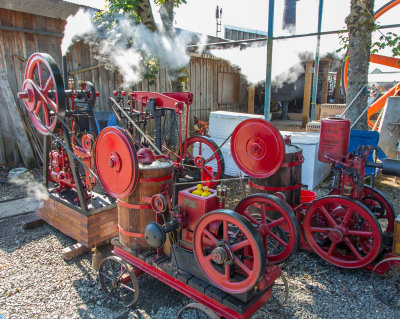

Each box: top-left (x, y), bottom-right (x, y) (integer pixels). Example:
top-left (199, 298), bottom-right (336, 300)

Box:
top-left (0, 169), bottom-right (400, 318)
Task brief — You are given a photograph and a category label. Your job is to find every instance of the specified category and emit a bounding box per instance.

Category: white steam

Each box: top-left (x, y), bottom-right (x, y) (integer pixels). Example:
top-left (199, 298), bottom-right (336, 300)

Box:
top-left (61, 9), bottom-right (194, 85)
top-left (10, 173), bottom-right (49, 202)
top-left (61, 9), bottom-right (95, 55)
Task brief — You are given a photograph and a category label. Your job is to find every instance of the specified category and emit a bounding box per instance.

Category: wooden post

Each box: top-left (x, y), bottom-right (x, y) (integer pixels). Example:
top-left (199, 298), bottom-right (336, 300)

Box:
top-left (334, 67), bottom-right (342, 103)
top-left (0, 70), bottom-right (36, 167)
top-left (321, 61), bottom-right (330, 104)
top-left (302, 61), bottom-right (313, 128)
top-left (248, 84), bottom-right (255, 114)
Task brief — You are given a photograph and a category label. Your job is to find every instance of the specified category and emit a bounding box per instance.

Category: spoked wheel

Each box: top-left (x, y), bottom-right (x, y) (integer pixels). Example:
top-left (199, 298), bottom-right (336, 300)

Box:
top-left (371, 257), bottom-right (400, 308)
top-left (303, 196), bottom-right (383, 269)
top-left (193, 209), bottom-right (266, 294)
top-left (234, 194), bottom-right (300, 264)
top-left (177, 303), bottom-right (220, 319)
top-left (330, 185), bottom-right (396, 234)
top-left (182, 136), bottom-right (224, 188)
top-left (19, 53), bottom-right (65, 135)
top-left (264, 273), bottom-right (289, 311)
top-left (98, 256), bottom-right (139, 307)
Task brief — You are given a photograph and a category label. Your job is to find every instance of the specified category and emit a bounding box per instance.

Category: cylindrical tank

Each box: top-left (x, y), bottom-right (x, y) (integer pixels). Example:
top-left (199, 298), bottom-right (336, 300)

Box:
top-left (318, 118), bottom-right (351, 163)
top-left (118, 160), bottom-right (174, 252)
top-left (249, 144), bottom-right (302, 206)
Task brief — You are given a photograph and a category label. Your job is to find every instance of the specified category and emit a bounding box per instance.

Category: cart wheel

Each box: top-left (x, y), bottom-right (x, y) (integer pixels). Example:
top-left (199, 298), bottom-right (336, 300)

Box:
top-left (235, 193), bottom-right (300, 264)
top-left (303, 196), bottom-right (383, 269)
top-left (264, 273), bottom-right (289, 311)
top-left (371, 257), bottom-right (400, 308)
top-left (98, 256), bottom-right (139, 307)
top-left (182, 135), bottom-right (224, 188)
top-left (177, 302), bottom-right (220, 319)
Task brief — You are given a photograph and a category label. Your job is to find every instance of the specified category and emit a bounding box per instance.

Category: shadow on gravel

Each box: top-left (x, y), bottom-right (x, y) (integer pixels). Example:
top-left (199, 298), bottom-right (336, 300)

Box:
top-left (0, 212), bottom-right (75, 253)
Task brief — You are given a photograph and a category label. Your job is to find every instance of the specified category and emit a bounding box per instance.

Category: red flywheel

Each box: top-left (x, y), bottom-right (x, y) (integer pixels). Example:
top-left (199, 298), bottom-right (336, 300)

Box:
top-left (95, 126), bottom-right (139, 198)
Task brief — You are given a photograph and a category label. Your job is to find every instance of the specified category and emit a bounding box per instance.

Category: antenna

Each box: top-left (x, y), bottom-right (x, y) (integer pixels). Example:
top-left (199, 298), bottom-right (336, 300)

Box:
top-left (216, 6), bottom-right (223, 37)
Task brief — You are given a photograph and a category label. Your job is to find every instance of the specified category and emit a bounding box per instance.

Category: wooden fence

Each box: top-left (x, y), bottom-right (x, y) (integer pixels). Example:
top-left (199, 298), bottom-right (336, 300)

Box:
top-left (0, 8), bottom-right (248, 166)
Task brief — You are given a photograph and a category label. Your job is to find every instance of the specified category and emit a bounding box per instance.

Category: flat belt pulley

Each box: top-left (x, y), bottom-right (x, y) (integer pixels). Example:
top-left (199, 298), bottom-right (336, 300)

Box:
top-left (231, 118), bottom-right (284, 178)
top-left (95, 126), bottom-right (139, 198)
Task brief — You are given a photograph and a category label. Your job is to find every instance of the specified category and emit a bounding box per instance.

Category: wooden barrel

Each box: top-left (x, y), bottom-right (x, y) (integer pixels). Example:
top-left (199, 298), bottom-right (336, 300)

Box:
top-left (249, 144), bottom-right (303, 206)
top-left (118, 160), bottom-right (174, 251)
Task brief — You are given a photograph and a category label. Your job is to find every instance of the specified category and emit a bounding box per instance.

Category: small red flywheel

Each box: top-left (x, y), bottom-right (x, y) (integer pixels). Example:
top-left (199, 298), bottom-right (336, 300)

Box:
top-left (231, 118), bottom-right (284, 178)
top-left (95, 126), bottom-right (139, 198)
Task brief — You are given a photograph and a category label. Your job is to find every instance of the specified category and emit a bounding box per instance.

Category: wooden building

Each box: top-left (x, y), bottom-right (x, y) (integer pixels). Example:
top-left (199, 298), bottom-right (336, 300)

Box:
top-left (0, 1), bottom-right (248, 166)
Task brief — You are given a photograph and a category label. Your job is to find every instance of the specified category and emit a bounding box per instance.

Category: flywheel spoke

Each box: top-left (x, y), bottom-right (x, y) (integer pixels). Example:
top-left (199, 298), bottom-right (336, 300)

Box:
top-left (119, 283), bottom-right (136, 293)
top-left (340, 208), bottom-right (353, 227)
top-left (320, 205), bottom-right (338, 227)
top-left (268, 230), bottom-right (288, 247)
top-left (231, 239), bottom-right (250, 252)
top-left (327, 242), bottom-right (338, 256)
top-left (33, 101), bottom-right (43, 115)
top-left (203, 229), bottom-right (218, 245)
top-left (343, 237), bottom-right (362, 260)
top-left (347, 230), bottom-right (374, 237)
top-left (224, 264), bottom-right (230, 281)
top-left (310, 227), bottom-right (330, 233)
top-left (267, 217), bottom-right (285, 229)
top-left (233, 256), bottom-right (251, 276)
top-left (37, 62), bottom-right (44, 88)
top-left (223, 221), bottom-right (229, 242)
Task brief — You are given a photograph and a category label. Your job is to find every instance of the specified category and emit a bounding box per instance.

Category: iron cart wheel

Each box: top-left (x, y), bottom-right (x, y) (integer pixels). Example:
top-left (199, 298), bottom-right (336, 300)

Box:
top-left (20, 53), bottom-right (66, 135)
top-left (303, 195), bottom-right (383, 269)
top-left (182, 135), bottom-right (224, 189)
top-left (193, 209), bottom-right (266, 294)
top-left (177, 302), bottom-right (220, 319)
top-left (263, 273), bottom-right (289, 311)
top-left (371, 257), bottom-right (400, 308)
top-left (98, 256), bottom-right (139, 307)
top-left (235, 193), bottom-right (300, 265)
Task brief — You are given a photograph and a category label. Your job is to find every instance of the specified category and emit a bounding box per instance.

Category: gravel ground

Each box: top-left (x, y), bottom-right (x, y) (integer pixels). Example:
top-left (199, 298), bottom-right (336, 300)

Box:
top-left (0, 165), bottom-right (399, 318)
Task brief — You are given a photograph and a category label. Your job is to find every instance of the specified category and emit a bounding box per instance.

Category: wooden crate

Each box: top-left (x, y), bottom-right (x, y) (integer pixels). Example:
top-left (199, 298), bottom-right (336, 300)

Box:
top-left (319, 104), bottom-right (346, 119)
top-left (306, 121), bottom-right (321, 133)
top-left (37, 194), bottom-right (118, 247)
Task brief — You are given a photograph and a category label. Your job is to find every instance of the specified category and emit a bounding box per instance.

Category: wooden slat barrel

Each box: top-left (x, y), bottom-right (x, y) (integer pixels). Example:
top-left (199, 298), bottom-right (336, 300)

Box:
top-left (249, 144), bottom-right (303, 206)
top-left (118, 160), bottom-right (174, 251)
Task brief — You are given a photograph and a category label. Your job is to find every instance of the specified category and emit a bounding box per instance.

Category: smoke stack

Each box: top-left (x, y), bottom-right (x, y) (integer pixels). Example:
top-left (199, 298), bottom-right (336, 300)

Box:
top-left (283, 0), bottom-right (297, 33)
top-left (62, 55), bottom-right (68, 90)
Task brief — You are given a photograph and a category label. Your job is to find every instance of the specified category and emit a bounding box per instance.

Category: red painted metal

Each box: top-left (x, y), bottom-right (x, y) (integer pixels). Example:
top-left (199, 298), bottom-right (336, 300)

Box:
top-left (318, 118), bottom-right (351, 163)
top-left (137, 147), bottom-right (157, 163)
top-left (248, 181), bottom-right (300, 192)
top-left (235, 193), bottom-right (300, 264)
top-left (81, 134), bottom-right (94, 152)
top-left (113, 246), bottom-right (273, 319)
top-left (193, 210), bottom-right (266, 294)
top-left (20, 53), bottom-right (65, 134)
top-left (116, 199), bottom-right (152, 210)
top-left (138, 173), bottom-right (174, 183)
top-left (183, 136), bottom-right (224, 189)
top-left (330, 185), bottom-right (395, 234)
top-left (231, 119), bottom-right (284, 178)
top-left (303, 196), bottom-right (383, 269)
top-left (95, 126), bottom-right (139, 198)
top-left (118, 225), bottom-right (145, 238)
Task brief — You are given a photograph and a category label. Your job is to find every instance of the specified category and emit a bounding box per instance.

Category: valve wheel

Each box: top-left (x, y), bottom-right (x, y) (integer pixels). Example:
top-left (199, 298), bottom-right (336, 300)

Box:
top-left (95, 126), bottom-right (139, 198)
top-left (81, 134), bottom-right (94, 152)
top-left (98, 256), bottom-right (139, 307)
top-left (330, 185), bottom-right (395, 234)
top-left (21, 53), bottom-right (65, 135)
top-left (303, 196), bottom-right (383, 269)
top-left (151, 194), bottom-right (167, 213)
top-left (193, 209), bottom-right (266, 294)
top-left (182, 136), bottom-right (224, 189)
top-left (371, 257), bottom-right (400, 308)
top-left (235, 193), bottom-right (300, 264)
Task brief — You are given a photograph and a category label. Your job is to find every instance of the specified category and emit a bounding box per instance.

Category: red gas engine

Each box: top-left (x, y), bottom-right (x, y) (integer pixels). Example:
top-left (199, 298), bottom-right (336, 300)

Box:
top-left (94, 118), bottom-right (300, 318)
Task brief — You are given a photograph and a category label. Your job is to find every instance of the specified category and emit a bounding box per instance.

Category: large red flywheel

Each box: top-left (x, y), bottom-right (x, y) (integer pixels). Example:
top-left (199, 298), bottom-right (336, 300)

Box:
top-left (95, 126), bottom-right (139, 198)
top-left (18, 53), bottom-right (66, 135)
top-left (303, 196), bottom-right (383, 269)
top-left (193, 209), bottom-right (266, 294)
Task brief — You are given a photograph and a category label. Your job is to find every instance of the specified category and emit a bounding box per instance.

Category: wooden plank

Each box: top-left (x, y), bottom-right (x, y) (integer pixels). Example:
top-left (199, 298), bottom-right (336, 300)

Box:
top-left (321, 62), bottom-right (330, 105)
top-left (62, 243), bottom-right (90, 260)
top-left (0, 70), bottom-right (36, 167)
top-left (22, 215), bottom-right (45, 230)
top-left (302, 61), bottom-right (313, 128)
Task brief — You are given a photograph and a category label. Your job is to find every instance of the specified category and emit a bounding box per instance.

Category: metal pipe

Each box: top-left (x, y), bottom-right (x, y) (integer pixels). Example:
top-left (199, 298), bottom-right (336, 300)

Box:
top-left (62, 56), bottom-right (68, 90)
top-left (0, 25), bottom-right (63, 37)
top-left (186, 24), bottom-right (400, 49)
top-left (264, 0), bottom-right (275, 121)
top-left (310, 0), bottom-right (324, 122)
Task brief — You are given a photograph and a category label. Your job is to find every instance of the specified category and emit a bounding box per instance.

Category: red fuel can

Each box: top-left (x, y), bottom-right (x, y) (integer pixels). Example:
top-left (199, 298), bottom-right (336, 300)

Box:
top-left (318, 117), bottom-right (351, 163)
